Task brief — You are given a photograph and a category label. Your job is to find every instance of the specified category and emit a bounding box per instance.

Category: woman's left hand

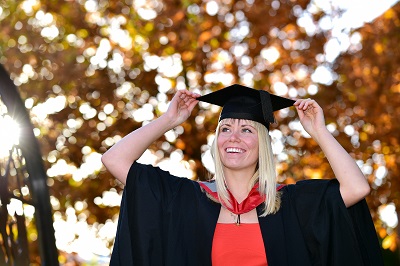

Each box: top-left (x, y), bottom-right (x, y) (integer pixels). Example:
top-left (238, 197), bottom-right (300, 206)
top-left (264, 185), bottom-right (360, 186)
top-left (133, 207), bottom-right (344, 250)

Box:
top-left (294, 98), bottom-right (371, 207)
top-left (294, 98), bottom-right (327, 139)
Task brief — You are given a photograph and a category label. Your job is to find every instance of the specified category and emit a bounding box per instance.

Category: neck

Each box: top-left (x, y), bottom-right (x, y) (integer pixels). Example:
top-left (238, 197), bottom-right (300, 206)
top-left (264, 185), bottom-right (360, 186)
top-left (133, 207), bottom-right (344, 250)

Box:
top-left (224, 168), bottom-right (256, 203)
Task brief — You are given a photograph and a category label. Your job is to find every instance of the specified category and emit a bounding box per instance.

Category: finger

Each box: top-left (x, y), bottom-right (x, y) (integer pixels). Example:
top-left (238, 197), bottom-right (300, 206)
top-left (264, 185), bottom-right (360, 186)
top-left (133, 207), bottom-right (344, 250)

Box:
top-left (185, 96), bottom-right (197, 106)
top-left (180, 93), bottom-right (198, 109)
top-left (301, 98), bottom-right (315, 110)
top-left (293, 99), bottom-right (302, 106)
top-left (187, 98), bottom-right (199, 111)
top-left (178, 92), bottom-right (192, 104)
top-left (179, 91), bottom-right (188, 100)
top-left (180, 90), bottom-right (198, 100)
top-left (296, 99), bottom-right (308, 109)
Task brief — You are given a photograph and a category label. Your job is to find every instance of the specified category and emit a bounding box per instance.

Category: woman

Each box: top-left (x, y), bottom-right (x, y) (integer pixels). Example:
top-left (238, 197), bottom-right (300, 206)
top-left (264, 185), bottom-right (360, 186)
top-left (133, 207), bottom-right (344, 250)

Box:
top-left (102, 84), bottom-right (382, 265)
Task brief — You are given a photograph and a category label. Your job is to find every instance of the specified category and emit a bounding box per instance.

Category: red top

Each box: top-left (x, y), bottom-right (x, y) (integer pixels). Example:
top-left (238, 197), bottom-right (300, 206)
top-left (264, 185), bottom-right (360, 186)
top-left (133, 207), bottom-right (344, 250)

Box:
top-left (212, 223), bottom-right (268, 266)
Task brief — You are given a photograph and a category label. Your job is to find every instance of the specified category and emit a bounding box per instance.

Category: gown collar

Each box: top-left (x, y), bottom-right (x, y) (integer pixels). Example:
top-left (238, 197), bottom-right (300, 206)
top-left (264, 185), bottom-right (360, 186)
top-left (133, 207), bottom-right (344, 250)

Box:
top-left (199, 181), bottom-right (285, 215)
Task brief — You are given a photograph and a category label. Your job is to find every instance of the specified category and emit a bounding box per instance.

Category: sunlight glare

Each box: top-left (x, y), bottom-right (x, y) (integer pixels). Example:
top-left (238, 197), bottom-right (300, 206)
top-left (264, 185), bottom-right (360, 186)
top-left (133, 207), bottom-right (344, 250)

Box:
top-left (0, 114), bottom-right (20, 158)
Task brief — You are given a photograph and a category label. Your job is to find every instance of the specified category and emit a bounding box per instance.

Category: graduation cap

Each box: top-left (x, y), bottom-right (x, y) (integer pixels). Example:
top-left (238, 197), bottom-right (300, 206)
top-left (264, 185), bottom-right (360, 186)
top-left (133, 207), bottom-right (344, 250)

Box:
top-left (197, 84), bottom-right (295, 130)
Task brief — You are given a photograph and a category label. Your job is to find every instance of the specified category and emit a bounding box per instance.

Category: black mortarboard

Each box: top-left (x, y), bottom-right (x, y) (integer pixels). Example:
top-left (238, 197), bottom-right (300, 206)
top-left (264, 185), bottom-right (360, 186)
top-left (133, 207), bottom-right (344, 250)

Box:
top-left (197, 84), bottom-right (295, 129)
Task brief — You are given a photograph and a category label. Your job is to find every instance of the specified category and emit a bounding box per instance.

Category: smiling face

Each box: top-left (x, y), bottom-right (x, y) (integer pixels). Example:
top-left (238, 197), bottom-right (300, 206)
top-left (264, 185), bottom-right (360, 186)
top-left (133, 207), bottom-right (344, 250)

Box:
top-left (217, 119), bottom-right (259, 174)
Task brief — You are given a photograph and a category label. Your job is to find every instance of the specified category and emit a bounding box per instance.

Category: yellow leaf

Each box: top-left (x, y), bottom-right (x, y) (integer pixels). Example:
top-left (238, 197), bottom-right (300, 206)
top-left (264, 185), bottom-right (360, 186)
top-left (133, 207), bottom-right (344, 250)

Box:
top-left (384, 9), bottom-right (395, 19)
top-left (378, 227), bottom-right (387, 239)
top-left (360, 132), bottom-right (368, 141)
top-left (390, 83), bottom-right (400, 93)
top-left (374, 43), bottom-right (384, 55)
top-left (382, 234), bottom-right (395, 249)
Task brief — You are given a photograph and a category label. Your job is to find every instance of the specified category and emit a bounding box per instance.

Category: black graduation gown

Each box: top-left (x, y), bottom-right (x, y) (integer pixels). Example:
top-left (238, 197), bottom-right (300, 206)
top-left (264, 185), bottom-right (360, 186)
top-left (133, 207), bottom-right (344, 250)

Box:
top-left (110, 162), bottom-right (383, 266)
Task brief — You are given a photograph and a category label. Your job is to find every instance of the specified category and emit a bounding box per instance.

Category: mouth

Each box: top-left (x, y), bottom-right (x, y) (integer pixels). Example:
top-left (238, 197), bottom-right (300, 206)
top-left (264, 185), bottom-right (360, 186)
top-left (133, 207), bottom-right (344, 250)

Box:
top-left (225, 147), bottom-right (246, 154)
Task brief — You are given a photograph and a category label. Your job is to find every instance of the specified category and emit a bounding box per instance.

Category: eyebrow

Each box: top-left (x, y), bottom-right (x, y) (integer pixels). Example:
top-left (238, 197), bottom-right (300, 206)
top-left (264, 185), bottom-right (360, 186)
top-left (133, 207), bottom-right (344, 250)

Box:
top-left (220, 122), bottom-right (255, 128)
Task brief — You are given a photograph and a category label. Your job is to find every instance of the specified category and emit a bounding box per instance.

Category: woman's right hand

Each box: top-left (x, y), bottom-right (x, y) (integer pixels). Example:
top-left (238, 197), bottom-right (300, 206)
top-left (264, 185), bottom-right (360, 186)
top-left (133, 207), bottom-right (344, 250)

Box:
top-left (102, 89), bottom-right (200, 184)
top-left (164, 90), bottom-right (200, 127)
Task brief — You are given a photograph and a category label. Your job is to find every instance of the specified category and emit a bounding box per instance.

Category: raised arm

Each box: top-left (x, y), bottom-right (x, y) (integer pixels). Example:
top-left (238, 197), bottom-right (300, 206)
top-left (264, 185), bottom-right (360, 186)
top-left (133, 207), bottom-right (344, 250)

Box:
top-left (294, 99), bottom-right (370, 207)
top-left (101, 90), bottom-right (199, 185)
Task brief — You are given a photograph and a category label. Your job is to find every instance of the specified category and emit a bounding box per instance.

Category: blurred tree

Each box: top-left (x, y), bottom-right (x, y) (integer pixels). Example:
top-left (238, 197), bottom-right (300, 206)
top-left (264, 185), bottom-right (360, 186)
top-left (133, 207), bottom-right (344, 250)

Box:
top-left (0, 0), bottom-right (398, 264)
top-left (331, 5), bottom-right (400, 260)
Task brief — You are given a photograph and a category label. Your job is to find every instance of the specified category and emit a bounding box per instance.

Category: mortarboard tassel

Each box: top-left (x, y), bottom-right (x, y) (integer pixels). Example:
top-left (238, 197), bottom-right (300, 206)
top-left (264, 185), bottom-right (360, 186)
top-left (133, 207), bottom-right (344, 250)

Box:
top-left (259, 90), bottom-right (274, 125)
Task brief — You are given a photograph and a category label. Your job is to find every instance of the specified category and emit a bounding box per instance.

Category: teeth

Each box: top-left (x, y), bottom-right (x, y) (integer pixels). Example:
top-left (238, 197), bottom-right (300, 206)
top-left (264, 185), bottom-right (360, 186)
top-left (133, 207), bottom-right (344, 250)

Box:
top-left (226, 147), bottom-right (244, 153)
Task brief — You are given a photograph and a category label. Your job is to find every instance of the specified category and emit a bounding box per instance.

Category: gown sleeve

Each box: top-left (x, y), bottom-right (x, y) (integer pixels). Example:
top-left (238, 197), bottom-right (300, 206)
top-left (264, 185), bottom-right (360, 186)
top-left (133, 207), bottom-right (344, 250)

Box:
top-left (111, 162), bottom-right (220, 266)
top-left (110, 185), bottom-right (133, 266)
top-left (289, 179), bottom-right (383, 266)
top-left (110, 162), bottom-right (188, 265)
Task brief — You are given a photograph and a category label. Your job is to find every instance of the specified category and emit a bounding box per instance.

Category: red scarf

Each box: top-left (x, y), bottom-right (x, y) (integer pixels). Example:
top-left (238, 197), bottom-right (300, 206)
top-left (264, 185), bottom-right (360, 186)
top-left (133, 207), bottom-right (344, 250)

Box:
top-left (199, 181), bottom-right (285, 224)
top-left (226, 183), bottom-right (265, 215)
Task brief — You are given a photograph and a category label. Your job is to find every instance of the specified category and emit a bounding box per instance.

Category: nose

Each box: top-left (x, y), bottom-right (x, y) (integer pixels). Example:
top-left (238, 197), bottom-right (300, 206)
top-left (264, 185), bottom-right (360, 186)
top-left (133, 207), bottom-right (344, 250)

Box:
top-left (228, 130), bottom-right (241, 142)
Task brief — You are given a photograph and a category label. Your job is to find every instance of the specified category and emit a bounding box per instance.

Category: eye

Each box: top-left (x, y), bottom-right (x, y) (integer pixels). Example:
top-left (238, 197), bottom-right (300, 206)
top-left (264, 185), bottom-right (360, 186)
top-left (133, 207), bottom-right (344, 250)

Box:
top-left (220, 126), bottom-right (230, 132)
top-left (242, 127), bottom-right (253, 133)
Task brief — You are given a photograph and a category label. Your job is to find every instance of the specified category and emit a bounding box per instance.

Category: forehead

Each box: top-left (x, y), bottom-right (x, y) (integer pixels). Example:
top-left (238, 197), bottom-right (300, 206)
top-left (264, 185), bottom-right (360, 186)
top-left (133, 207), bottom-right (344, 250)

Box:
top-left (220, 118), bottom-right (256, 126)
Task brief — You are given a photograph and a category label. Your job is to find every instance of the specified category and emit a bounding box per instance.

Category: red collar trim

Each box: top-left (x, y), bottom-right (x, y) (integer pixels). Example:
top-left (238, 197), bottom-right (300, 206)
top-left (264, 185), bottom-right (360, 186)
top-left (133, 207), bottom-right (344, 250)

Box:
top-left (199, 181), bottom-right (286, 215)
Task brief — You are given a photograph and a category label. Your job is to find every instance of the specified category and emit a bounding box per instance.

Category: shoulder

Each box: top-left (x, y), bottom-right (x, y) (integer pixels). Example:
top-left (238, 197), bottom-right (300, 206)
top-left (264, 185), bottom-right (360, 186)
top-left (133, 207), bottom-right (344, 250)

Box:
top-left (129, 161), bottom-right (195, 180)
top-left (283, 179), bottom-right (337, 189)
top-left (127, 161), bottom-right (198, 189)
top-left (279, 179), bottom-right (343, 211)
top-left (279, 179), bottom-right (339, 197)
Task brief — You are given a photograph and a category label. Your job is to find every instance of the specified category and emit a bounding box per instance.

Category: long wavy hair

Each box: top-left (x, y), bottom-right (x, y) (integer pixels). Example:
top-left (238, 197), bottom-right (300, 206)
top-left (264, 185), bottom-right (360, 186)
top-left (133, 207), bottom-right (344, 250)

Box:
top-left (210, 118), bottom-right (281, 216)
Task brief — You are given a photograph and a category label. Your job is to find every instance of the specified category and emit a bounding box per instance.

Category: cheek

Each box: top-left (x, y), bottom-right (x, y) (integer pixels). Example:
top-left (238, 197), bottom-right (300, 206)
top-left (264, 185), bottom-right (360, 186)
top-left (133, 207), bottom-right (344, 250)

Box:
top-left (247, 136), bottom-right (259, 148)
top-left (217, 133), bottom-right (229, 145)
top-left (247, 138), bottom-right (259, 155)
top-left (216, 136), bottom-right (225, 152)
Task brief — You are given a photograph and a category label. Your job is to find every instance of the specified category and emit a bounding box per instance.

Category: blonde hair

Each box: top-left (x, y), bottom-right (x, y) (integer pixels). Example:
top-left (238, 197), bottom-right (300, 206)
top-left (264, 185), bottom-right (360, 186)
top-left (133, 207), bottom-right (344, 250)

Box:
top-left (210, 119), bottom-right (281, 216)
